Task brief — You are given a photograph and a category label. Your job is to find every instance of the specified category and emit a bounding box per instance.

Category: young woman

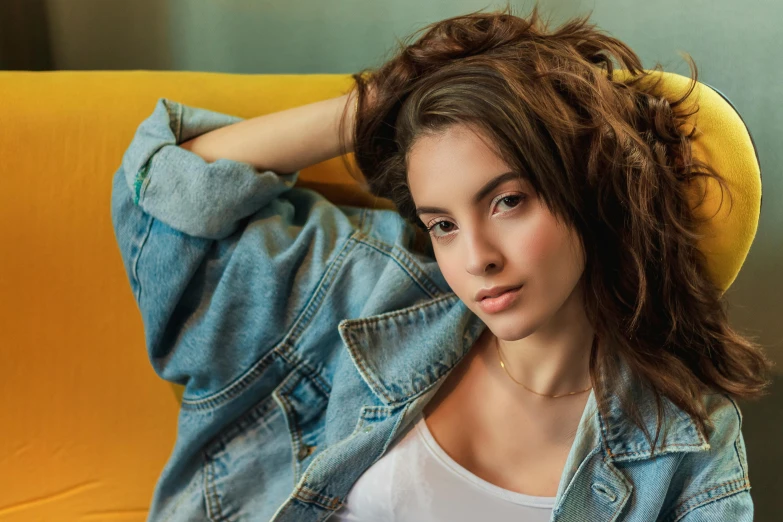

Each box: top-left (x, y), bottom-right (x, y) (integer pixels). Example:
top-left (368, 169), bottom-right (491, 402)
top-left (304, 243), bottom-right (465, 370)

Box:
top-left (111, 4), bottom-right (772, 521)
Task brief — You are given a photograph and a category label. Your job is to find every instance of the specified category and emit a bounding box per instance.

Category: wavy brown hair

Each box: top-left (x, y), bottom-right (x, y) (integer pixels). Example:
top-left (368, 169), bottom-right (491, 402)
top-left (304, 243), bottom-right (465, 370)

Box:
top-left (338, 2), bottom-right (773, 454)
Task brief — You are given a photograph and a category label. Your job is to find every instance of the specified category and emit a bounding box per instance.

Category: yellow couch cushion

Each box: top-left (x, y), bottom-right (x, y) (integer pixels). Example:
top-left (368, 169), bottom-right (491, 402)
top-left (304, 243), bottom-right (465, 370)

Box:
top-left (612, 69), bottom-right (761, 294)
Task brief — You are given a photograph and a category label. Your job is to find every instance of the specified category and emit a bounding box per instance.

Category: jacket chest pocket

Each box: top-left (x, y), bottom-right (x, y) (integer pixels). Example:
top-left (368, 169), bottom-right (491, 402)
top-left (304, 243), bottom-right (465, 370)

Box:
top-left (202, 396), bottom-right (295, 522)
top-left (200, 367), bottom-right (331, 522)
top-left (273, 365), bottom-right (330, 482)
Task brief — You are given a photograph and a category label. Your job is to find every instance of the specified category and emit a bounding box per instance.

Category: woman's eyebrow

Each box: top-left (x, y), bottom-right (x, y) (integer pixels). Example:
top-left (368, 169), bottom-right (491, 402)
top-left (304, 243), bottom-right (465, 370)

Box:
top-left (415, 170), bottom-right (519, 216)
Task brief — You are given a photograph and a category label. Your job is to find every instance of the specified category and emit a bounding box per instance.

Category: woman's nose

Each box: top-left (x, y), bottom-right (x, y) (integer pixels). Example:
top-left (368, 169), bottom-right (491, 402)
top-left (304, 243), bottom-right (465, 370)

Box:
top-left (464, 227), bottom-right (503, 276)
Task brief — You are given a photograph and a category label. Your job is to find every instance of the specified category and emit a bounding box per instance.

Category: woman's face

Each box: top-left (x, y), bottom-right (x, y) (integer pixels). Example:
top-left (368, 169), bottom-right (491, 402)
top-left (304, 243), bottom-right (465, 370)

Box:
top-left (407, 123), bottom-right (587, 341)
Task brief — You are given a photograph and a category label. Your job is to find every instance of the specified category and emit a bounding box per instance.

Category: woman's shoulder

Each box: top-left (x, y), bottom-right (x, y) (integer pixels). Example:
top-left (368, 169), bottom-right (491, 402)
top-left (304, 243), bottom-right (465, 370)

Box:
top-left (696, 391), bottom-right (746, 457)
top-left (666, 392), bottom-right (751, 520)
top-left (702, 391), bottom-right (744, 430)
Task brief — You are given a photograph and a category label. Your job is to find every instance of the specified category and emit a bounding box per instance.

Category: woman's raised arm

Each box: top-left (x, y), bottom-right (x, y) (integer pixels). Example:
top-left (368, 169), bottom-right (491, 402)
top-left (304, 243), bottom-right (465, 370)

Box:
top-left (179, 93), bottom-right (356, 174)
top-left (110, 91), bottom-right (372, 403)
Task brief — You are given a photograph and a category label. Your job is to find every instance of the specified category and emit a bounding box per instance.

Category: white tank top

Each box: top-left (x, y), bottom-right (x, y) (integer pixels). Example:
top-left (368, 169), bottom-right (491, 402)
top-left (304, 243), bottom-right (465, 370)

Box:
top-left (330, 412), bottom-right (556, 521)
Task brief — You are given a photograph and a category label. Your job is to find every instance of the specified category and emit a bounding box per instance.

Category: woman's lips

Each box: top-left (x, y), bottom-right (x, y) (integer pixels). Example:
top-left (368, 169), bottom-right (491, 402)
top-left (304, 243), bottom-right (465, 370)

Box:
top-left (477, 286), bottom-right (522, 313)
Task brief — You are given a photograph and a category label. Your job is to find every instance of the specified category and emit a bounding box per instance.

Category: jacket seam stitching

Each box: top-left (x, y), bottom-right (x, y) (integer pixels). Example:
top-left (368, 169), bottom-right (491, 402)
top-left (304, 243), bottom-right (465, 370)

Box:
top-left (341, 293), bottom-right (460, 405)
top-left (604, 452), bottom-right (632, 520)
top-left (671, 479), bottom-right (751, 522)
top-left (596, 412), bottom-right (633, 520)
top-left (608, 477), bottom-right (631, 520)
top-left (599, 400), bottom-right (709, 460)
top-left (610, 442), bottom-right (710, 459)
top-left (174, 99), bottom-right (183, 143)
top-left (359, 206), bottom-right (370, 233)
top-left (293, 486), bottom-right (343, 510)
top-left (131, 214), bottom-right (155, 303)
top-left (342, 328), bottom-right (395, 404)
top-left (551, 444), bottom-right (602, 516)
top-left (354, 234), bottom-right (441, 298)
top-left (345, 292), bottom-right (458, 328)
top-left (180, 348), bottom-right (279, 410)
top-left (283, 232), bottom-right (359, 345)
top-left (203, 448), bottom-right (226, 521)
top-left (204, 394), bottom-right (281, 458)
top-left (274, 372), bottom-right (304, 483)
top-left (280, 352), bottom-right (331, 405)
top-left (725, 394), bottom-right (749, 478)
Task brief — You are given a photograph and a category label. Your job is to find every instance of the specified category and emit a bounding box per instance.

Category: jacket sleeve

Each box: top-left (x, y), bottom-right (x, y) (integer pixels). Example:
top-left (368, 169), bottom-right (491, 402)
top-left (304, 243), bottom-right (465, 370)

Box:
top-left (110, 98), bottom-right (364, 406)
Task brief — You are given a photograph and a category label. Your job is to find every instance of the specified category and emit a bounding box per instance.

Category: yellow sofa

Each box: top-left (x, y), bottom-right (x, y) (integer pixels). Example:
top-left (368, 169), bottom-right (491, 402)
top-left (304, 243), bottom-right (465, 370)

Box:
top-left (0, 70), bottom-right (759, 520)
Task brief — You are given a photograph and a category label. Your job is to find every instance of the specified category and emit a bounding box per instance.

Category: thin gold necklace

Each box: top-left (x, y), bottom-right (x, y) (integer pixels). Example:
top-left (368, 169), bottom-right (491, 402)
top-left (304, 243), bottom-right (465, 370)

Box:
top-left (494, 336), bottom-right (594, 398)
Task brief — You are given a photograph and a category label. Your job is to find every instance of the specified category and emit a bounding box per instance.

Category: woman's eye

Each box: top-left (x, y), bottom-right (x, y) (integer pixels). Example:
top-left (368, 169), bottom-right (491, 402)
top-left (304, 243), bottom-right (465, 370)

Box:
top-left (427, 221), bottom-right (454, 236)
top-left (497, 195), bottom-right (523, 210)
top-left (425, 194), bottom-right (525, 240)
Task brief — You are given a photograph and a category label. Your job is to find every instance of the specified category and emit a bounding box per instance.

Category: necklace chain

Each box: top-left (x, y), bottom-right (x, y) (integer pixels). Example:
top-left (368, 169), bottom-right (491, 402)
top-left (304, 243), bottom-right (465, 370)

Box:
top-left (494, 336), bottom-right (594, 398)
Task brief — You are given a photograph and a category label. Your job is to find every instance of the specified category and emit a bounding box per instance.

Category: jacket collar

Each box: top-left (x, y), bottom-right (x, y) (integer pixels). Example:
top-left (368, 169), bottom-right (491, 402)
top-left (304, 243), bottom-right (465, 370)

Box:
top-left (339, 292), bottom-right (711, 463)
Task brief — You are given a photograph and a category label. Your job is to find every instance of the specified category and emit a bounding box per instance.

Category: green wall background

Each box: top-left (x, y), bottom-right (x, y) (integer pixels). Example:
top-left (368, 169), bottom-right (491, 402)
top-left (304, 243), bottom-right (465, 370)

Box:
top-left (43, 0), bottom-right (782, 517)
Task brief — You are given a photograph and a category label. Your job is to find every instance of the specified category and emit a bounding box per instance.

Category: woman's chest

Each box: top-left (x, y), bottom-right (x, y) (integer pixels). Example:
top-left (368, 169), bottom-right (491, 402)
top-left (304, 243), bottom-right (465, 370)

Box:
top-left (421, 345), bottom-right (587, 497)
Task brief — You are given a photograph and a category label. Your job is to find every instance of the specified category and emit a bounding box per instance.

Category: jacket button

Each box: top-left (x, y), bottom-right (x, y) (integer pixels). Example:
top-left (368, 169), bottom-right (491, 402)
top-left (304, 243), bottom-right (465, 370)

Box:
top-left (298, 444), bottom-right (316, 460)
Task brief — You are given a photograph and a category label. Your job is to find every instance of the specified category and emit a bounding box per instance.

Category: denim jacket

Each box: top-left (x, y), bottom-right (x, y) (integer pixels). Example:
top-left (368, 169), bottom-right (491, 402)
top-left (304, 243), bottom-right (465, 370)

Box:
top-left (110, 98), bottom-right (753, 522)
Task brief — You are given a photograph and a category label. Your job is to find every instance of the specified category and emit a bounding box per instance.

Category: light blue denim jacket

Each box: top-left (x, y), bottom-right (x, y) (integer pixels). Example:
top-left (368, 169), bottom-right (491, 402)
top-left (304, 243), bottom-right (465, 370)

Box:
top-left (110, 98), bottom-right (753, 522)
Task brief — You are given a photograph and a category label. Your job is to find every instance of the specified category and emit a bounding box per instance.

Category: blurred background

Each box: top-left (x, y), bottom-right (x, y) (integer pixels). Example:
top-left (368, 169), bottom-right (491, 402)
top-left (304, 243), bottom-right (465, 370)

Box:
top-left (2, 0), bottom-right (780, 519)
